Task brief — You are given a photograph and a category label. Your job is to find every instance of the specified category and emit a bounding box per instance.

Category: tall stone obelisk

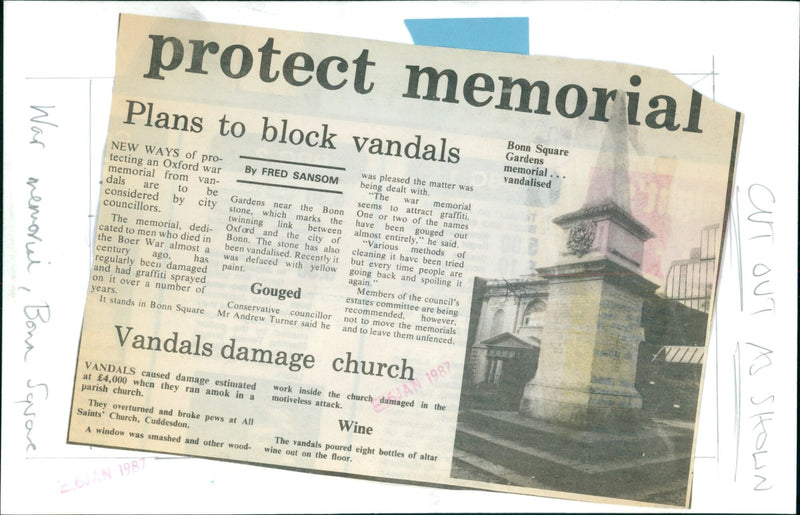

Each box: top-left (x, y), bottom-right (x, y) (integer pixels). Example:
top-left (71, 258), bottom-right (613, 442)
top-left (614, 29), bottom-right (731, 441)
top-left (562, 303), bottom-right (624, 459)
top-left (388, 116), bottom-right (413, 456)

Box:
top-left (519, 100), bottom-right (658, 429)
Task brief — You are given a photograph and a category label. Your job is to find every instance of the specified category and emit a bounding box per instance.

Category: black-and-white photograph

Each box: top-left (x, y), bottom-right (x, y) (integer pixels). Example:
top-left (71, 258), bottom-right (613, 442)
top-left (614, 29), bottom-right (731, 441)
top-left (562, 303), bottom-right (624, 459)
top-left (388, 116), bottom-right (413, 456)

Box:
top-left (451, 166), bottom-right (718, 505)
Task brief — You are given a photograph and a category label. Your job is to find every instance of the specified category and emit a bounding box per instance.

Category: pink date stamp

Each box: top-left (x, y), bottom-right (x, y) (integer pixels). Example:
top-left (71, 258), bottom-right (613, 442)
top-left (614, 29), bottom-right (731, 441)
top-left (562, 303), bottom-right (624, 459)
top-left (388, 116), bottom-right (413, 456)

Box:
top-left (371, 360), bottom-right (452, 413)
top-left (59, 457), bottom-right (147, 494)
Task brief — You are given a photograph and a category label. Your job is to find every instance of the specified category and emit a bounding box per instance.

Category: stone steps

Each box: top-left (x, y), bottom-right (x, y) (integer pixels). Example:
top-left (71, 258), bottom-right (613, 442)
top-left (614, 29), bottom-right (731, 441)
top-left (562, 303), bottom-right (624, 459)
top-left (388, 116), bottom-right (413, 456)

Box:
top-left (452, 449), bottom-right (549, 489)
top-left (453, 446), bottom-right (688, 504)
top-left (629, 480), bottom-right (690, 505)
top-left (460, 409), bottom-right (693, 463)
top-left (452, 410), bottom-right (692, 504)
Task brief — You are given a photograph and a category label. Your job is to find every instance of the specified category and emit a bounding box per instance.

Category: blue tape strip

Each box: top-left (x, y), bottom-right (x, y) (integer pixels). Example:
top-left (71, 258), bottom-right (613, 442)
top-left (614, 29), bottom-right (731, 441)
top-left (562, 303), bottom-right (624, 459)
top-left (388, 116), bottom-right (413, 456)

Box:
top-left (404, 17), bottom-right (529, 55)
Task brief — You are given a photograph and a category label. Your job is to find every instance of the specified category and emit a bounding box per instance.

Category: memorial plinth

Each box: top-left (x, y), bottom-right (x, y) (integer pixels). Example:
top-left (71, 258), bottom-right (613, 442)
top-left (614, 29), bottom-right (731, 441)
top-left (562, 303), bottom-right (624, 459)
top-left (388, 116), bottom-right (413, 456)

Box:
top-left (520, 199), bottom-right (658, 428)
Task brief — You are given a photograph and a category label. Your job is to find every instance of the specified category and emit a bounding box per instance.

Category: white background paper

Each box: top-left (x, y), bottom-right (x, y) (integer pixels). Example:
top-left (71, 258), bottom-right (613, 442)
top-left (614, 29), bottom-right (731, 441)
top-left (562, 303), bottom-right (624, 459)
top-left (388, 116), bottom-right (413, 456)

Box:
top-left (3, 2), bottom-right (797, 513)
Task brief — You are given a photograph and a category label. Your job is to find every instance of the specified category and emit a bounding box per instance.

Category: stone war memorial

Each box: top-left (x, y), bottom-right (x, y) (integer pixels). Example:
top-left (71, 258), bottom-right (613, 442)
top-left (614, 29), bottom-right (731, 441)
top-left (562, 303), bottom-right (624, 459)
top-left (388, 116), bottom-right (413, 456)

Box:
top-left (519, 105), bottom-right (658, 429)
top-left (451, 102), bottom-right (714, 505)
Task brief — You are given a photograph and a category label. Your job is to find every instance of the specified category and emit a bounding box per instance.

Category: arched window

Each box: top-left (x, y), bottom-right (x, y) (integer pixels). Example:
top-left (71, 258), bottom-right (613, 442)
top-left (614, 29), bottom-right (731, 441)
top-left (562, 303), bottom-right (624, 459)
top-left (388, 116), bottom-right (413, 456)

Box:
top-left (522, 300), bottom-right (546, 327)
top-left (490, 309), bottom-right (505, 335)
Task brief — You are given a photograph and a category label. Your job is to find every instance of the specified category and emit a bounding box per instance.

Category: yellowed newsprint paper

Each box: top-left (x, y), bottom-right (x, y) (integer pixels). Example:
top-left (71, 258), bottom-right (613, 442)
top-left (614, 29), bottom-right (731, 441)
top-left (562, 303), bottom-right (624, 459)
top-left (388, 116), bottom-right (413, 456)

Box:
top-left (68, 13), bottom-right (742, 508)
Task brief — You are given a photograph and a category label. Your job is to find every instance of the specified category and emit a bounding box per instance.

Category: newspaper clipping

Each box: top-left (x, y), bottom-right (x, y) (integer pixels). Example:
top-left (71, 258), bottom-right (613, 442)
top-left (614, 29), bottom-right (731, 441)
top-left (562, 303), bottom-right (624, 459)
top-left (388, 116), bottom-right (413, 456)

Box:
top-left (68, 14), bottom-right (742, 507)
